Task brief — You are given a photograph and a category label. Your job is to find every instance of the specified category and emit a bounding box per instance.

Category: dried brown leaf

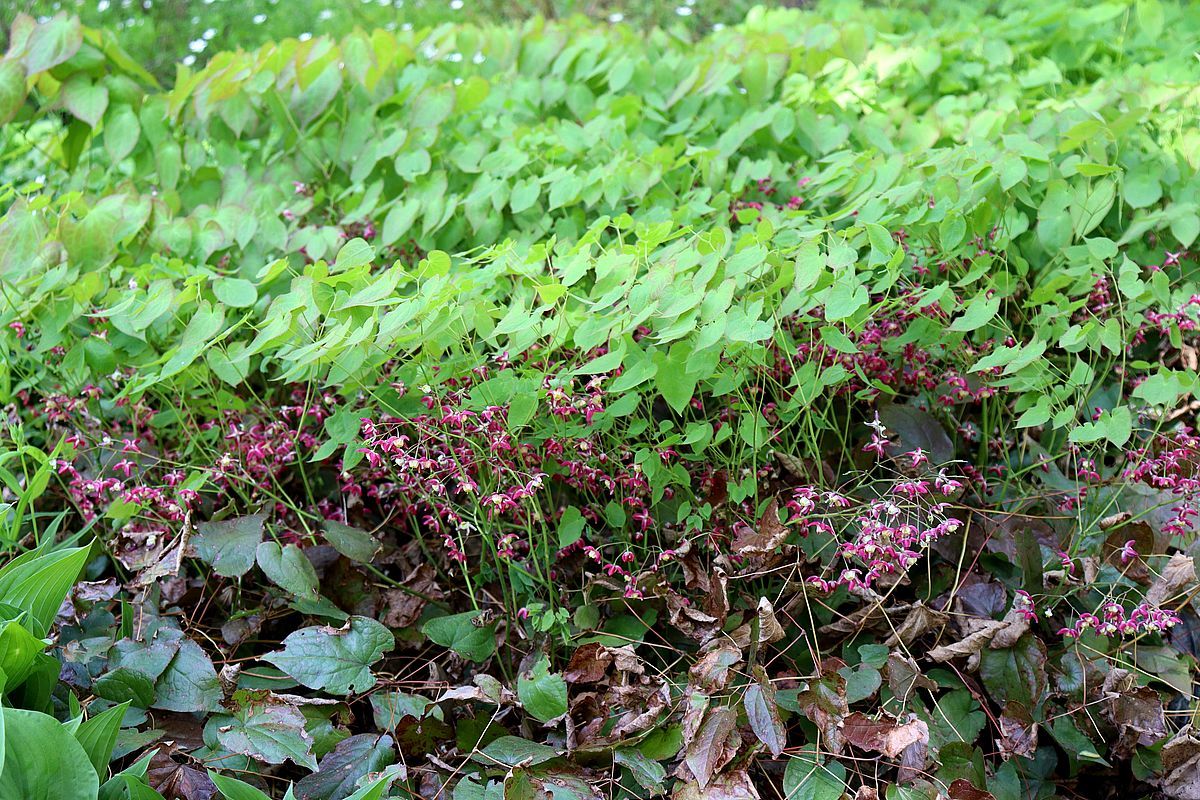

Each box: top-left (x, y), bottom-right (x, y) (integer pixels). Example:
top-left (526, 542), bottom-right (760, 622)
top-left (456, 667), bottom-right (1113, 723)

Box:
top-left (1157, 725), bottom-right (1200, 800)
top-left (729, 597), bottom-right (786, 649)
top-left (947, 779), bottom-right (996, 800)
top-left (883, 603), bottom-right (948, 647)
top-left (997, 702), bottom-right (1038, 759)
top-left (1148, 553), bottom-right (1196, 606)
top-left (690, 646), bottom-right (743, 693)
top-left (564, 643), bottom-right (613, 684)
top-left (672, 769), bottom-right (760, 800)
top-left (886, 652), bottom-right (936, 704)
top-left (842, 712), bottom-right (930, 759)
top-left (1102, 667), bottom-right (1167, 759)
top-left (731, 500), bottom-right (788, 556)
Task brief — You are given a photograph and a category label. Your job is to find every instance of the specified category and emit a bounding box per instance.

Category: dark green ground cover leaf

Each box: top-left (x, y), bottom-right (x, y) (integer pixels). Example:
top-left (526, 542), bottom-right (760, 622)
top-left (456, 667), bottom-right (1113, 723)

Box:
top-left (264, 617), bottom-right (393, 695)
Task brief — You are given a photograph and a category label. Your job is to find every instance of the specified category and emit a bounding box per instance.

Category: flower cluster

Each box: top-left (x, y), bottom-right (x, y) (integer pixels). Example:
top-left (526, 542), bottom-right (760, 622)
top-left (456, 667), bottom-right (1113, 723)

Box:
top-left (1058, 601), bottom-right (1180, 638)
top-left (1124, 429), bottom-right (1200, 539)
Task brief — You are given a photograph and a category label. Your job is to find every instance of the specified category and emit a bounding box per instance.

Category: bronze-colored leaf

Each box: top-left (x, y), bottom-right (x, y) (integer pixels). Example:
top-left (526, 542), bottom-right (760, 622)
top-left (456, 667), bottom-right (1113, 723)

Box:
top-left (684, 706), bottom-right (739, 789)
top-left (743, 668), bottom-right (786, 757)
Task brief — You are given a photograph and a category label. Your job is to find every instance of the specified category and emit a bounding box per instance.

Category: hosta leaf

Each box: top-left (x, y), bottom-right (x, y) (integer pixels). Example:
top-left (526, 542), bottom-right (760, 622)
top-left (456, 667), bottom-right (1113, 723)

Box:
top-left (264, 617), bottom-right (394, 695)
top-left (0, 708), bottom-right (99, 800)
top-left (209, 772), bottom-right (273, 800)
top-left (74, 701), bottom-right (131, 778)
top-left (0, 545), bottom-right (91, 638)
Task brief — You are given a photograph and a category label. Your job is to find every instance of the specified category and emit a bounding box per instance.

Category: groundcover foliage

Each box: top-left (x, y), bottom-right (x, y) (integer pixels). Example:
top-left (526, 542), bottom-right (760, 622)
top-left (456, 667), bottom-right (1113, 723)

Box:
top-left (1, 1), bottom-right (1200, 798)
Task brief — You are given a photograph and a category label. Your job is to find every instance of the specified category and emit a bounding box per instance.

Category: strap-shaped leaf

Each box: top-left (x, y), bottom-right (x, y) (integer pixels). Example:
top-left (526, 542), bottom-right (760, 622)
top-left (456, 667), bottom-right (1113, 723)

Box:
top-left (0, 545), bottom-right (91, 638)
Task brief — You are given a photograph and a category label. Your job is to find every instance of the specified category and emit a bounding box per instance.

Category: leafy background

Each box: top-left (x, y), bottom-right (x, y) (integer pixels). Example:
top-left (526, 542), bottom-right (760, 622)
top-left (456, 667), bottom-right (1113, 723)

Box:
top-left (1, 1), bottom-right (1200, 799)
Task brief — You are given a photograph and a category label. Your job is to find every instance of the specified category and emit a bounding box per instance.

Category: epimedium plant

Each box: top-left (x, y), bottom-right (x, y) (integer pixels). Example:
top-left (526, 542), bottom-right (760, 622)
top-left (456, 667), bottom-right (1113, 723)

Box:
top-left (1, 1), bottom-right (1200, 799)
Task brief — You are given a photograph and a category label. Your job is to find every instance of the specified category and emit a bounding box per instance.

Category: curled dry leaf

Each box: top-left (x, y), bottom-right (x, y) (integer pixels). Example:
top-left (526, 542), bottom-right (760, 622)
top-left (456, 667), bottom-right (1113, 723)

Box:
top-left (1147, 552), bottom-right (1197, 606)
top-left (997, 702), bottom-right (1038, 759)
top-left (1157, 725), bottom-right (1200, 800)
top-left (564, 642), bottom-right (612, 684)
top-left (672, 769), bottom-right (760, 800)
top-left (690, 645), bottom-right (743, 693)
top-left (886, 652), bottom-right (935, 704)
top-left (729, 597), bottom-right (786, 649)
top-left (842, 712), bottom-right (930, 759)
top-left (926, 605), bottom-right (1029, 668)
top-left (1102, 667), bottom-right (1167, 759)
top-left (883, 602), bottom-right (948, 647)
top-left (730, 499), bottom-right (788, 556)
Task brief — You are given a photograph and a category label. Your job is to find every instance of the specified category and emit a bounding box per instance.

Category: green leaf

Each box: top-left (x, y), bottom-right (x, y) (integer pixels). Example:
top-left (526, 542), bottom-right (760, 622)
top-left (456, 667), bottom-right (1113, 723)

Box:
top-left (192, 515), bottom-right (265, 578)
top-left (1124, 167), bottom-right (1162, 209)
top-left (557, 506), bottom-right (586, 549)
top-left (256, 542), bottom-right (319, 599)
top-left (74, 701), bottom-right (130, 778)
top-left (207, 695), bottom-right (318, 770)
top-left (422, 611), bottom-right (496, 663)
top-left (103, 104), bottom-right (140, 162)
top-left (0, 545), bottom-right (91, 638)
top-left (0, 60), bottom-right (27, 126)
top-left (0, 708), bottom-right (99, 800)
top-left (509, 179), bottom-right (540, 214)
top-left (264, 616), bottom-right (394, 695)
top-left (154, 638), bottom-right (222, 713)
top-left (294, 733), bottom-right (395, 800)
top-left (62, 75), bottom-right (109, 127)
top-left (23, 14), bottom-right (82, 74)
top-left (213, 277), bottom-right (258, 308)
top-left (323, 522), bottom-right (380, 563)
top-left (472, 737), bottom-right (561, 767)
top-left (517, 656), bottom-right (568, 723)
top-left (654, 346), bottom-right (698, 414)
top-left (949, 294), bottom-right (1001, 332)
top-left (782, 749), bottom-right (845, 800)
top-left (381, 199), bottom-right (420, 245)
top-left (823, 278), bottom-right (868, 321)
top-left (334, 237), bottom-right (375, 272)
top-left (209, 773), bottom-right (273, 800)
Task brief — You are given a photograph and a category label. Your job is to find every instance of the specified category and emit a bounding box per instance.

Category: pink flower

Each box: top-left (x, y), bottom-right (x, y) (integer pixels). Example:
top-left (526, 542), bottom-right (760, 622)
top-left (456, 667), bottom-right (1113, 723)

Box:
top-left (1119, 539), bottom-right (1138, 564)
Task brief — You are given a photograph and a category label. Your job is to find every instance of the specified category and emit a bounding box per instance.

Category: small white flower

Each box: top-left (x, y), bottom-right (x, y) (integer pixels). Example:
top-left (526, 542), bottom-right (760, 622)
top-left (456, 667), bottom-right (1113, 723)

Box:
top-left (608, 12), bottom-right (624, 22)
top-left (253, 13), bottom-right (266, 23)
top-left (676, 6), bottom-right (692, 15)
